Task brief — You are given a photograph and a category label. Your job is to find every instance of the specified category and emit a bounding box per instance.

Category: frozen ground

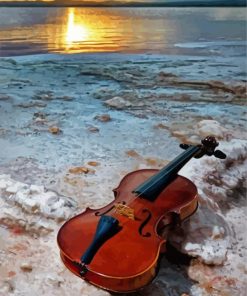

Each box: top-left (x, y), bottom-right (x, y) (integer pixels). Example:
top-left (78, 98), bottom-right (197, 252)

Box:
top-left (0, 52), bottom-right (246, 296)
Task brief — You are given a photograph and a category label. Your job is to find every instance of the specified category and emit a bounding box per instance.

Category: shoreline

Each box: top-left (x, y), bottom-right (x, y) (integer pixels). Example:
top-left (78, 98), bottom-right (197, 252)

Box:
top-left (1, 41), bottom-right (246, 60)
top-left (0, 51), bottom-right (231, 61)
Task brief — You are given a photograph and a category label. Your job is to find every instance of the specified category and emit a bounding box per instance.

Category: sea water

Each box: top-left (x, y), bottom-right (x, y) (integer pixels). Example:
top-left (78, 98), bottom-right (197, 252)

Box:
top-left (0, 7), bottom-right (246, 57)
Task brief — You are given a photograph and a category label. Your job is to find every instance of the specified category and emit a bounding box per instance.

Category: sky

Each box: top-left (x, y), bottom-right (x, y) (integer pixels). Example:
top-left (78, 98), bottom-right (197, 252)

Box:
top-left (0, 0), bottom-right (146, 1)
top-left (0, 0), bottom-right (244, 5)
top-left (0, 0), bottom-right (239, 1)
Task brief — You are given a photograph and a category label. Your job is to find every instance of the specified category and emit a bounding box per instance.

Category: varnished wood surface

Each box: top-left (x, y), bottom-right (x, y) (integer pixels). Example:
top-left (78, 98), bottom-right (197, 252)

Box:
top-left (57, 169), bottom-right (198, 292)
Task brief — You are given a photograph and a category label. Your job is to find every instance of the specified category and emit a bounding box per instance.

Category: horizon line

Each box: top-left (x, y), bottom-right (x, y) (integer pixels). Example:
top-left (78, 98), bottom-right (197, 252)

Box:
top-left (0, 1), bottom-right (246, 8)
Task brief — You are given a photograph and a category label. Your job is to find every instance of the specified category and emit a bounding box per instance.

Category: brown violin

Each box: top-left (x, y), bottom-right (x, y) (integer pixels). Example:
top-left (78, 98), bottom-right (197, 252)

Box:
top-left (57, 136), bottom-right (226, 293)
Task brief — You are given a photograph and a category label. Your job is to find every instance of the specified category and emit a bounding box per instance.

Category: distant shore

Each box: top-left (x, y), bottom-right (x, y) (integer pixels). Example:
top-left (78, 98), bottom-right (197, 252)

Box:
top-left (0, 0), bottom-right (246, 8)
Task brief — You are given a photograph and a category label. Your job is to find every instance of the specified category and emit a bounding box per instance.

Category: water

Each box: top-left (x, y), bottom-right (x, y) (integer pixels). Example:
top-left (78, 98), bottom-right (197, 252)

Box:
top-left (0, 7), bottom-right (246, 56)
top-left (0, 8), bottom-right (246, 296)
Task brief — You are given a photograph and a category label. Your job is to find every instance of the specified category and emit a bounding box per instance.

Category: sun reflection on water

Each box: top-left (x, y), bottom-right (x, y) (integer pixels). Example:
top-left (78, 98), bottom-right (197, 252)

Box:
top-left (0, 7), bottom-right (246, 56)
top-left (61, 8), bottom-right (126, 53)
top-left (65, 8), bottom-right (90, 47)
top-left (45, 7), bottom-right (246, 55)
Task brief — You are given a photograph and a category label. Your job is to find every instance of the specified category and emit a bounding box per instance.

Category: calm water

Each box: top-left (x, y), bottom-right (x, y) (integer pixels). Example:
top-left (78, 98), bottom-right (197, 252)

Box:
top-left (0, 7), bottom-right (246, 56)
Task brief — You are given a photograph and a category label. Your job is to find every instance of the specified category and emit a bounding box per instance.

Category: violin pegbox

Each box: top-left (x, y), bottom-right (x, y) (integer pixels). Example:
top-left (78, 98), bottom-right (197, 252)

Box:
top-left (180, 136), bottom-right (227, 159)
top-left (201, 135), bottom-right (219, 156)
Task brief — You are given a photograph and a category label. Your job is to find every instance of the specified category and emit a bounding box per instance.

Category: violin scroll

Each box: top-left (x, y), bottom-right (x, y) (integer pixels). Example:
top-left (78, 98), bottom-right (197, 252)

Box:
top-left (180, 136), bottom-right (227, 159)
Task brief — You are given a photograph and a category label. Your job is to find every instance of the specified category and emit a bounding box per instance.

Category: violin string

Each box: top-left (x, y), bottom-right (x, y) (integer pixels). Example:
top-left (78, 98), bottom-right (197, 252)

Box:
top-left (78, 144), bottom-right (201, 265)
top-left (110, 145), bottom-right (199, 219)
top-left (133, 146), bottom-right (198, 198)
top-left (128, 146), bottom-right (198, 202)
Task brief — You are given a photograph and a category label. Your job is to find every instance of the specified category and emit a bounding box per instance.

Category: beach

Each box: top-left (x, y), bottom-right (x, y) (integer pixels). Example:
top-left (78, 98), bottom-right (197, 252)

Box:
top-left (0, 7), bottom-right (247, 296)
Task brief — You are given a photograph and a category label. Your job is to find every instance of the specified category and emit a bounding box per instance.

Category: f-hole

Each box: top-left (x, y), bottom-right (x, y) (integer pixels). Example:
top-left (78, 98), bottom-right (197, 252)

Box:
top-left (139, 209), bottom-right (152, 237)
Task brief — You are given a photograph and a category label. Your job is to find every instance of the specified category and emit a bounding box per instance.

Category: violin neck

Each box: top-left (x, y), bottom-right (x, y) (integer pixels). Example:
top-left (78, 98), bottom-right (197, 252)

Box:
top-left (133, 145), bottom-right (200, 201)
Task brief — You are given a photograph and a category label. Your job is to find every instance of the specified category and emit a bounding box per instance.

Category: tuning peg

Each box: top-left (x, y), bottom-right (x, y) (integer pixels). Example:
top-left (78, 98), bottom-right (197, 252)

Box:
top-left (179, 136), bottom-right (226, 160)
top-left (180, 144), bottom-right (190, 150)
top-left (201, 136), bottom-right (219, 148)
top-left (214, 150), bottom-right (227, 159)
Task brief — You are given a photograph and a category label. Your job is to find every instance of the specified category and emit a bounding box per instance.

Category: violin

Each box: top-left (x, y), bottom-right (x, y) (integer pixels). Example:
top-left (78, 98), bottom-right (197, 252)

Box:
top-left (57, 136), bottom-right (226, 293)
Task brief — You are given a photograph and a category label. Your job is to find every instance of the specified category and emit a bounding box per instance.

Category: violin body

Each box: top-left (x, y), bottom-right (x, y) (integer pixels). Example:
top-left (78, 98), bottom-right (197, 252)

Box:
top-left (57, 169), bottom-right (198, 293)
top-left (57, 136), bottom-right (226, 293)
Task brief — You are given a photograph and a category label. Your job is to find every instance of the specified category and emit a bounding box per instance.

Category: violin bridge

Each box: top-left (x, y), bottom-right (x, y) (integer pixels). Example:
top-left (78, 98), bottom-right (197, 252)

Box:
top-left (114, 203), bottom-right (135, 220)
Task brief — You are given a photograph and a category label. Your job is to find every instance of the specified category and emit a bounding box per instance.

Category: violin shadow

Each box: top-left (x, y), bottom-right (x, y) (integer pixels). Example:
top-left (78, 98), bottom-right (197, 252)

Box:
top-left (110, 242), bottom-right (195, 296)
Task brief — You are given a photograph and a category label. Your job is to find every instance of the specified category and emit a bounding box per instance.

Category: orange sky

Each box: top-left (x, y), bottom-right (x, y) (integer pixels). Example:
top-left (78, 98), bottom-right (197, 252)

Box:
top-left (1, 0), bottom-right (52, 1)
top-left (0, 0), bottom-right (154, 2)
top-left (0, 0), bottom-right (160, 4)
top-left (0, 0), bottom-right (149, 2)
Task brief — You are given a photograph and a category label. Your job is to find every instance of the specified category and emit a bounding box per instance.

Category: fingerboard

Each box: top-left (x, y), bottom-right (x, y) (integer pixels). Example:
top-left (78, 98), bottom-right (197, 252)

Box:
top-left (133, 145), bottom-right (200, 201)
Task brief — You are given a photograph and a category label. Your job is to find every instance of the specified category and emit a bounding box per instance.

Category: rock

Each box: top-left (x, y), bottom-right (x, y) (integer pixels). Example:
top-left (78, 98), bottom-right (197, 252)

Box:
top-left (87, 161), bottom-right (100, 167)
top-left (45, 273), bottom-right (64, 286)
top-left (33, 112), bottom-right (46, 119)
top-left (233, 85), bottom-right (246, 96)
top-left (169, 138), bottom-right (247, 266)
top-left (188, 259), bottom-right (244, 296)
top-left (49, 126), bottom-right (61, 134)
top-left (63, 175), bottom-right (87, 188)
top-left (20, 263), bottom-right (33, 272)
top-left (104, 96), bottom-right (132, 109)
top-left (94, 114), bottom-right (111, 122)
top-left (68, 167), bottom-right (89, 174)
top-left (56, 95), bottom-right (73, 101)
top-left (125, 150), bottom-right (140, 158)
top-left (0, 174), bottom-right (77, 222)
top-left (158, 71), bottom-right (178, 79)
top-left (172, 130), bottom-right (188, 138)
top-left (34, 117), bottom-right (46, 125)
top-left (154, 123), bottom-right (168, 129)
top-left (8, 271), bottom-right (16, 277)
top-left (93, 87), bottom-right (112, 99)
top-left (179, 94), bottom-right (191, 101)
top-left (16, 101), bottom-right (47, 108)
top-left (145, 158), bottom-right (157, 166)
top-left (186, 135), bottom-right (201, 144)
top-left (196, 120), bottom-right (229, 139)
top-left (0, 280), bottom-right (15, 293)
top-left (5, 181), bottom-right (25, 194)
top-left (0, 94), bottom-right (11, 101)
top-left (0, 128), bottom-right (9, 136)
top-left (68, 166), bottom-right (95, 174)
top-left (34, 93), bottom-right (53, 101)
top-left (211, 225), bottom-right (225, 239)
top-left (33, 112), bottom-right (47, 125)
top-left (87, 126), bottom-right (99, 132)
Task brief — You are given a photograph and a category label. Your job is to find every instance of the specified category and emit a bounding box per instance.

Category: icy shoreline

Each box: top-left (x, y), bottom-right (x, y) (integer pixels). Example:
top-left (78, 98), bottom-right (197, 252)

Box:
top-left (0, 52), bottom-right (246, 295)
